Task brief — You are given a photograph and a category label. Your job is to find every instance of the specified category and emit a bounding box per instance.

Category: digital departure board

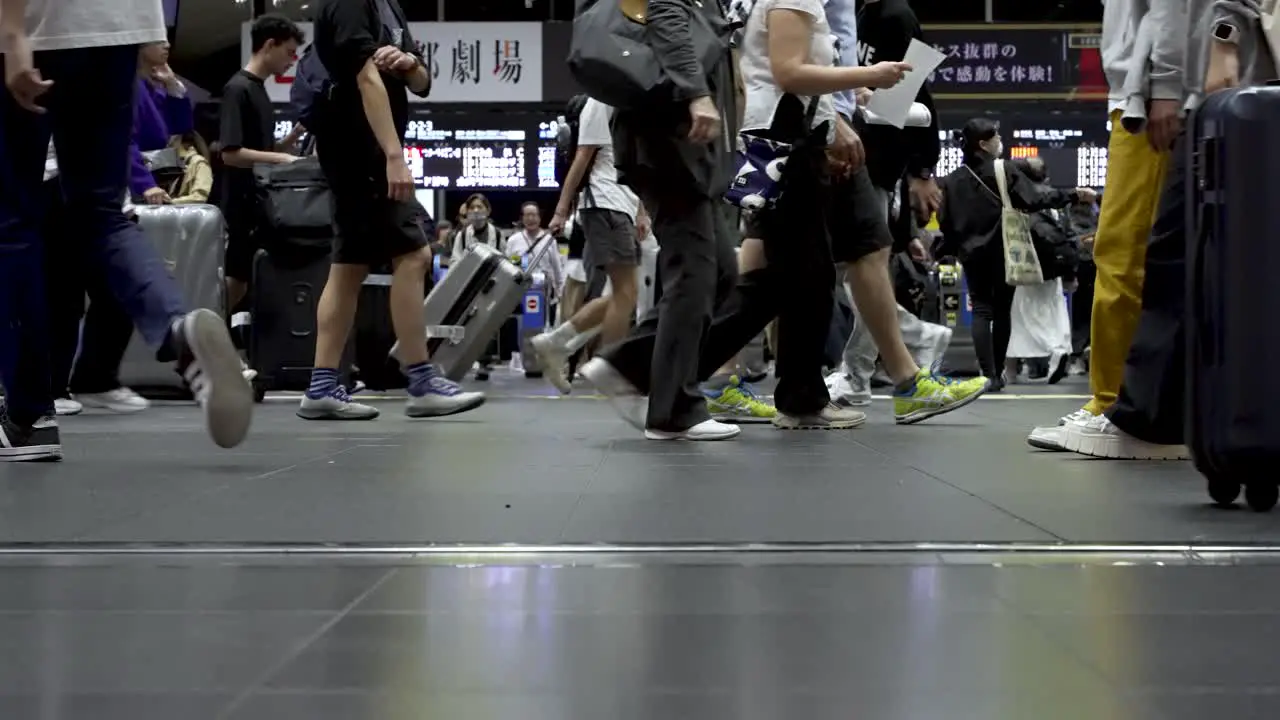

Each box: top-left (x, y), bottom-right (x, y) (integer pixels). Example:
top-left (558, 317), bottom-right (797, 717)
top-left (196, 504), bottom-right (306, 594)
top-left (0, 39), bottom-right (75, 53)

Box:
top-left (273, 110), bottom-right (561, 192)
top-left (935, 111), bottom-right (1110, 187)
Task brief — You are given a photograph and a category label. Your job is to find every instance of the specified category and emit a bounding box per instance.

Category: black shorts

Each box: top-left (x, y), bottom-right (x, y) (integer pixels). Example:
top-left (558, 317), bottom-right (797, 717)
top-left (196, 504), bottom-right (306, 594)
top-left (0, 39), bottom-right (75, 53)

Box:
top-left (579, 207), bottom-right (639, 268)
top-left (825, 167), bottom-right (893, 264)
top-left (327, 177), bottom-right (427, 267)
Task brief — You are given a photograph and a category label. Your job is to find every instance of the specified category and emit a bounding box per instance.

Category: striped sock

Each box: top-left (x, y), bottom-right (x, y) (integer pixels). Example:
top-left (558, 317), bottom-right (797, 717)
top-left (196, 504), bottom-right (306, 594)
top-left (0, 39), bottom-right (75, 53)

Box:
top-left (306, 368), bottom-right (340, 400)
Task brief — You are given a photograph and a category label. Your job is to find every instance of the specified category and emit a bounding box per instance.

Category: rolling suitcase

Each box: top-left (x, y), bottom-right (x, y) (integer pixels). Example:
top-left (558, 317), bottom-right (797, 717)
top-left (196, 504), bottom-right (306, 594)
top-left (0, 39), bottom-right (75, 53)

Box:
top-left (398, 242), bottom-right (556, 382)
top-left (248, 249), bottom-right (351, 396)
top-left (1188, 86), bottom-right (1280, 511)
top-left (118, 204), bottom-right (225, 397)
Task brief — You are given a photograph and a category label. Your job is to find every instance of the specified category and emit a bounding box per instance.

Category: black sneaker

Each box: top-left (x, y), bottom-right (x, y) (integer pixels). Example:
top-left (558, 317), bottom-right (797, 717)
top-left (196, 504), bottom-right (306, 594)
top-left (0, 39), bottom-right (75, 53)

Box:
top-left (0, 415), bottom-right (62, 462)
top-left (171, 309), bottom-right (254, 449)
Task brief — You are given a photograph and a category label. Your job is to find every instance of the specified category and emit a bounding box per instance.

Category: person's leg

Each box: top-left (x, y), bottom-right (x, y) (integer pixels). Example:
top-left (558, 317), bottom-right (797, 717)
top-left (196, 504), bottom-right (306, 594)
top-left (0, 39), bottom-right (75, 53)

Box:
top-left (1086, 110), bottom-right (1170, 416)
top-left (42, 178), bottom-right (85, 411)
top-left (42, 45), bottom-right (252, 448)
top-left (991, 278), bottom-right (1018, 376)
top-left (1065, 134), bottom-right (1189, 460)
top-left (968, 286), bottom-right (1000, 386)
top-left (223, 223), bottom-right (256, 314)
top-left (69, 283), bottom-right (147, 412)
top-left (0, 57), bottom-right (58, 460)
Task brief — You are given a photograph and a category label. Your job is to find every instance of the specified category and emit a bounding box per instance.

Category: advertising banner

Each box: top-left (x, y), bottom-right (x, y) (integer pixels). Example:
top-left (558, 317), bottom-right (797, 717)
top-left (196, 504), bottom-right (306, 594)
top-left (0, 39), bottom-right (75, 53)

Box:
top-left (241, 21), bottom-right (543, 103)
top-left (923, 24), bottom-right (1106, 100)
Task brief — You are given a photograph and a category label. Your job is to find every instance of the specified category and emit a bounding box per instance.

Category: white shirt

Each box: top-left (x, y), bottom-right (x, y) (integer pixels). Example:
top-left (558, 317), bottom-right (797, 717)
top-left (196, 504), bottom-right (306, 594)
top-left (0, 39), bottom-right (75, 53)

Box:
top-left (505, 228), bottom-right (565, 296)
top-left (576, 98), bottom-right (641, 221)
top-left (27, 0), bottom-right (167, 52)
top-left (739, 0), bottom-right (838, 142)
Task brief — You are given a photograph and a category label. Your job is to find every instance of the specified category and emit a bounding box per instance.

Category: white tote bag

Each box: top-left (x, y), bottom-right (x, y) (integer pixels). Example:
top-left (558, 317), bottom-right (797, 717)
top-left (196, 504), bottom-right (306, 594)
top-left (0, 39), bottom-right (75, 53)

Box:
top-left (993, 159), bottom-right (1045, 286)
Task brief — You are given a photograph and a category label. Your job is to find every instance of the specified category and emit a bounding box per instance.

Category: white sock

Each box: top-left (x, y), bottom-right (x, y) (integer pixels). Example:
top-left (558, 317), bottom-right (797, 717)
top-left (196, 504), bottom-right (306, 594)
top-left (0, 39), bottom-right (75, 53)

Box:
top-left (565, 326), bottom-right (600, 353)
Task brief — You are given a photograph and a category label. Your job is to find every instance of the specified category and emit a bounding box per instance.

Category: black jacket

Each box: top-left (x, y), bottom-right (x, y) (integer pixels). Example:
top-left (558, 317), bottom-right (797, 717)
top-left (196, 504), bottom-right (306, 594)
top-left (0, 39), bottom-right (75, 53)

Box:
top-left (853, 0), bottom-right (940, 191)
top-left (1027, 206), bottom-right (1079, 282)
top-left (937, 155), bottom-right (1079, 263)
top-left (610, 0), bottom-right (738, 198)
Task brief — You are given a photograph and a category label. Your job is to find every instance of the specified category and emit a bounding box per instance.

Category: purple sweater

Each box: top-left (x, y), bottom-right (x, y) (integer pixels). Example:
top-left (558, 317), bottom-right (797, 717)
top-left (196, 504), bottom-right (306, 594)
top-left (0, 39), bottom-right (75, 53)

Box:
top-left (130, 77), bottom-right (194, 196)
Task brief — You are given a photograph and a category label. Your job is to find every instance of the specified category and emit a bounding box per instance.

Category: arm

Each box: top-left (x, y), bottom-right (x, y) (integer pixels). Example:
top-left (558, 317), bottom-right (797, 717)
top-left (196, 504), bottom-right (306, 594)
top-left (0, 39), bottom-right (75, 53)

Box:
top-left (1006, 166), bottom-right (1079, 212)
top-left (0, 0), bottom-right (24, 30)
top-left (218, 85), bottom-right (293, 167)
top-left (355, 60), bottom-right (403, 159)
top-left (767, 7), bottom-right (894, 96)
top-left (824, 0), bottom-right (859, 119)
top-left (1146, 0), bottom-right (1187, 102)
top-left (128, 144), bottom-right (158, 197)
top-left (647, 0), bottom-right (712, 101)
top-left (399, 27), bottom-right (432, 97)
top-left (554, 146), bottom-right (597, 218)
top-left (156, 82), bottom-right (195, 136)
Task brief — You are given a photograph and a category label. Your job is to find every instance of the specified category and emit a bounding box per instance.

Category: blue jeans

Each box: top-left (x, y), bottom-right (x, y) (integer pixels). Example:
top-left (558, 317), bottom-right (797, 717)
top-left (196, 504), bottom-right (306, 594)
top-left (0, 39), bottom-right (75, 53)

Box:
top-left (0, 45), bottom-right (186, 427)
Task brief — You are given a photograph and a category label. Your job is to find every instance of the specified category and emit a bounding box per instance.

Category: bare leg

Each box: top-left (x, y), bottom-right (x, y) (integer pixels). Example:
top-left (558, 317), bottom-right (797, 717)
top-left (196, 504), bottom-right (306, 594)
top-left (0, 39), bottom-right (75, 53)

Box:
top-left (845, 247), bottom-right (918, 383)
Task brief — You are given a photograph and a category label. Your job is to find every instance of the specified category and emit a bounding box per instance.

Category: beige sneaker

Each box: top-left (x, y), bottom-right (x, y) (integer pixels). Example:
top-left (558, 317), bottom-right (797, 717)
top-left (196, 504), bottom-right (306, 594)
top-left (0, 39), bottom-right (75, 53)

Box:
top-left (772, 403), bottom-right (867, 430)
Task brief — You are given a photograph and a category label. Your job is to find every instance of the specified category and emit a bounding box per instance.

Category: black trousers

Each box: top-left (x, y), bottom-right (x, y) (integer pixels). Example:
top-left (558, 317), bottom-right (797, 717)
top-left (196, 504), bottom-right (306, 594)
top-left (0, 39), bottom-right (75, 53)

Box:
top-left (965, 244), bottom-right (1017, 380)
top-left (1071, 260), bottom-right (1096, 355)
top-left (1107, 134), bottom-right (1188, 445)
top-left (43, 179), bottom-right (133, 396)
top-left (603, 144), bottom-right (834, 419)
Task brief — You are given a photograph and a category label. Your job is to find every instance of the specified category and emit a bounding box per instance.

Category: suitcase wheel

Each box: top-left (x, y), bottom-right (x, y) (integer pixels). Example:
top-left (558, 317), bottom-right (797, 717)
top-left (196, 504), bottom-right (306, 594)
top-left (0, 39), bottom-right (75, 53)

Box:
top-left (1207, 477), bottom-right (1242, 507)
top-left (1245, 482), bottom-right (1279, 513)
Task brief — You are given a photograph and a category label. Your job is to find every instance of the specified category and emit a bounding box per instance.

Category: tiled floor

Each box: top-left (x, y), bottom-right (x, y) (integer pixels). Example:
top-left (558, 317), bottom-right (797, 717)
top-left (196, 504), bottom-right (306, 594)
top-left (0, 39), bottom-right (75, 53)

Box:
top-left (1, 373), bottom-right (1275, 719)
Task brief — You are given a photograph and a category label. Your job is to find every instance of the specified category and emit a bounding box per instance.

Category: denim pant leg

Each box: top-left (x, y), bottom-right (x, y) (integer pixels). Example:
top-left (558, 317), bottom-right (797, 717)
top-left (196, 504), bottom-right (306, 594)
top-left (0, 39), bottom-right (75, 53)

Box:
top-left (40, 46), bottom-right (185, 348)
top-left (0, 61), bottom-right (55, 426)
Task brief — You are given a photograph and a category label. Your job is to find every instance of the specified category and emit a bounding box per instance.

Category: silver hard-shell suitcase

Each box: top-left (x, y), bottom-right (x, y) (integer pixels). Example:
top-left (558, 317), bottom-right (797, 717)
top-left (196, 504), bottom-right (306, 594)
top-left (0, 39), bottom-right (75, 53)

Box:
top-left (396, 242), bottom-right (555, 381)
top-left (118, 204), bottom-right (225, 393)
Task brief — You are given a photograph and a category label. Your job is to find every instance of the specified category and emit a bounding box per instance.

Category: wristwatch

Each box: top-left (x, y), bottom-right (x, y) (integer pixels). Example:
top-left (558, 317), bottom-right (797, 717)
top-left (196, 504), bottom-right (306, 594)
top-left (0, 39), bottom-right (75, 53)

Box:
top-left (1213, 20), bottom-right (1240, 44)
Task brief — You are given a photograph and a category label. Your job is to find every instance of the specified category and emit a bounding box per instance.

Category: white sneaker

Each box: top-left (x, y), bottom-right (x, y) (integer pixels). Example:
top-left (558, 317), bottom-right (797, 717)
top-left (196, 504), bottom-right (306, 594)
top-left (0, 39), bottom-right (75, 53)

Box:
top-left (1026, 408), bottom-right (1092, 451)
top-left (826, 369), bottom-right (871, 407)
top-left (914, 324), bottom-right (953, 372)
top-left (530, 332), bottom-right (572, 394)
top-left (175, 309), bottom-right (254, 449)
top-left (297, 387), bottom-right (380, 421)
top-left (77, 387), bottom-right (150, 414)
top-left (54, 398), bottom-right (83, 416)
top-left (405, 366), bottom-right (486, 418)
top-left (1061, 414), bottom-right (1190, 460)
top-left (644, 418), bottom-right (741, 441)
top-left (241, 361), bottom-right (258, 383)
top-left (580, 357), bottom-right (646, 430)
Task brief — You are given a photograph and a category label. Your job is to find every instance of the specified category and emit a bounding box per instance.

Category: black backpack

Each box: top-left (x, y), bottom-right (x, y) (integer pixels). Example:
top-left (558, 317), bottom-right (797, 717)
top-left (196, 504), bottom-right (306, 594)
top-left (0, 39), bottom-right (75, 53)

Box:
top-left (555, 94), bottom-right (593, 200)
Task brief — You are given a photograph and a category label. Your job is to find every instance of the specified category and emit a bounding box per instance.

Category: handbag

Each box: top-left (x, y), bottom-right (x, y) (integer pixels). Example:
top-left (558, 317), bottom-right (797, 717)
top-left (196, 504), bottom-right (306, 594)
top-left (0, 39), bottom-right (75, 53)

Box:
top-left (993, 159), bottom-right (1045, 286)
top-left (723, 96), bottom-right (820, 210)
top-left (568, 0), bottom-right (733, 111)
top-left (143, 147), bottom-right (185, 196)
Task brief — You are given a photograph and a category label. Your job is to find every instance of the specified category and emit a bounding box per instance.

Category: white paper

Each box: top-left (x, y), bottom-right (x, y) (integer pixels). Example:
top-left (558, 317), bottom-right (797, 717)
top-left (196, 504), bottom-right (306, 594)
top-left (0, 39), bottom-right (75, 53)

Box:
top-left (863, 39), bottom-right (947, 130)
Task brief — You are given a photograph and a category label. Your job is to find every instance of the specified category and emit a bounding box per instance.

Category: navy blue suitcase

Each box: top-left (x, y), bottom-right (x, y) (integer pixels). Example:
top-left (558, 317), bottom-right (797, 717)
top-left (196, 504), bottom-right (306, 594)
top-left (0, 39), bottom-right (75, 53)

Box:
top-left (1187, 86), bottom-right (1280, 511)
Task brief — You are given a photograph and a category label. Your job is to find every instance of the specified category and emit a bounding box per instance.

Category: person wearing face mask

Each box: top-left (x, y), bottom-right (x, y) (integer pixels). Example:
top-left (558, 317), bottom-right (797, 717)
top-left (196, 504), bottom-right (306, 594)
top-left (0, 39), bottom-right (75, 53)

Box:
top-left (936, 119), bottom-right (1095, 391)
top-left (1004, 157), bottom-right (1079, 386)
top-left (450, 194), bottom-right (503, 266)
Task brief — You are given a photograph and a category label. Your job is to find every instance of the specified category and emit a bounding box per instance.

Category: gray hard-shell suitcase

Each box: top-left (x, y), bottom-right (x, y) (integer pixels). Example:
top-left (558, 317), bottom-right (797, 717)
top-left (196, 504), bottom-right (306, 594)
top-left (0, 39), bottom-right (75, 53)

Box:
top-left (403, 242), bottom-right (557, 381)
top-left (118, 204), bottom-right (225, 395)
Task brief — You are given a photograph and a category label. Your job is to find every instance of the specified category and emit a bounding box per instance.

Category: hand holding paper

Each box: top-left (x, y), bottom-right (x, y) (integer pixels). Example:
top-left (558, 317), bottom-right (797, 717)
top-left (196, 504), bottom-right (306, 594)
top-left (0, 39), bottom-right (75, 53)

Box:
top-left (864, 39), bottom-right (947, 130)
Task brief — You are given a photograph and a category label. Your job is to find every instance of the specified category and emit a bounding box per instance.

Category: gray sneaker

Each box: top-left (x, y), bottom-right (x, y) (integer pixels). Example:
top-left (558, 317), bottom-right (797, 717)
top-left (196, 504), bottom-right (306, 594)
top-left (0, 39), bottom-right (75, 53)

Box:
top-left (773, 403), bottom-right (867, 430)
top-left (298, 387), bottom-right (380, 421)
top-left (405, 367), bottom-right (486, 418)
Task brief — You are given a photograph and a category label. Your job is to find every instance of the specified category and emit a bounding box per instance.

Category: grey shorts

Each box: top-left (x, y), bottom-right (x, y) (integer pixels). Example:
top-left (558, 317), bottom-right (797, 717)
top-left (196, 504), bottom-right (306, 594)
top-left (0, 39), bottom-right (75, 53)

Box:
top-left (579, 208), bottom-right (639, 268)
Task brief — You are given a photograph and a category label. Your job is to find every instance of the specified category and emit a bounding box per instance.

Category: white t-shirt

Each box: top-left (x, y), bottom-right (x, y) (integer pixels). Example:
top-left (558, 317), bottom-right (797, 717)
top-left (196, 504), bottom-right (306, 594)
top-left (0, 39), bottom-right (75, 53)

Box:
top-left (739, 0), bottom-right (837, 142)
top-left (27, 0), bottom-right (167, 52)
top-left (576, 98), bottom-right (641, 221)
top-left (505, 229), bottom-right (565, 295)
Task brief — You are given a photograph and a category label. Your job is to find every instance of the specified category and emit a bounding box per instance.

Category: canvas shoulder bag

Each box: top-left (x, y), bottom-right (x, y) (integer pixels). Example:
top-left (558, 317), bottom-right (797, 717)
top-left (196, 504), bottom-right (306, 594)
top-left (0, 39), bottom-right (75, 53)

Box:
top-left (992, 159), bottom-right (1045, 286)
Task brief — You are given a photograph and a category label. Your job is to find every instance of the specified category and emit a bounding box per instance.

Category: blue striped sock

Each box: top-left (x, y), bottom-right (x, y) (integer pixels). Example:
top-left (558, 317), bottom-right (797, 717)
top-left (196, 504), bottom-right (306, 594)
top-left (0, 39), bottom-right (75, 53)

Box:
top-left (306, 368), bottom-right (340, 400)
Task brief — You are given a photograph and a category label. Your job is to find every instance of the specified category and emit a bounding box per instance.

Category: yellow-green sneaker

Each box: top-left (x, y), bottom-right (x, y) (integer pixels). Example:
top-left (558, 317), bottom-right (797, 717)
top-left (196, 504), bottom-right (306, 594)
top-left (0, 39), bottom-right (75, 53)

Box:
top-left (704, 376), bottom-right (777, 424)
top-left (893, 369), bottom-right (988, 425)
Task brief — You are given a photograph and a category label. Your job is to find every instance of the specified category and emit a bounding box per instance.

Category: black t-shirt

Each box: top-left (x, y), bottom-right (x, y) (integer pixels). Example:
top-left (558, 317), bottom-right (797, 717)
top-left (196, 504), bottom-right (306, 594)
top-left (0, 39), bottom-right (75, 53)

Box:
top-left (218, 69), bottom-right (275, 221)
top-left (855, 0), bottom-right (940, 191)
top-left (314, 0), bottom-right (423, 177)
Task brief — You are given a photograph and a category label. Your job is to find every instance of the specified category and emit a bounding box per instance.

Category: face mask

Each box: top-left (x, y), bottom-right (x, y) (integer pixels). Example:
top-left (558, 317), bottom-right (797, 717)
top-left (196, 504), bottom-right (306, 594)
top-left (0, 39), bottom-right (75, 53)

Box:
top-left (984, 139), bottom-right (1004, 158)
top-left (468, 211), bottom-right (487, 225)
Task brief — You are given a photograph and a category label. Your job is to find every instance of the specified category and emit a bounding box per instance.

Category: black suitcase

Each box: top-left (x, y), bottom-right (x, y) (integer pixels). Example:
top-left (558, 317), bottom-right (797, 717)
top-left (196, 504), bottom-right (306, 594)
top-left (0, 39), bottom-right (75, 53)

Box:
top-left (1188, 86), bottom-right (1280, 511)
top-left (248, 249), bottom-right (351, 397)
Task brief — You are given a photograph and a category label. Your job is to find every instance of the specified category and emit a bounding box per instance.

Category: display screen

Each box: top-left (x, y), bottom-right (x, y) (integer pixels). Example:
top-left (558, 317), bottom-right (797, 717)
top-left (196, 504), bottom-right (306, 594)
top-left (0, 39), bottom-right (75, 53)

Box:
top-left (935, 111), bottom-right (1109, 187)
top-left (273, 110), bottom-right (560, 191)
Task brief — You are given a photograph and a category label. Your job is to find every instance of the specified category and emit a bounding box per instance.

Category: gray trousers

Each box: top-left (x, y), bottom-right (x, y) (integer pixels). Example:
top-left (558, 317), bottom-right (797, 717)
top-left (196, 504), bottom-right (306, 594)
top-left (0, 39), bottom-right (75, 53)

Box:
top-left (841, 185), bottom-right (939, 383)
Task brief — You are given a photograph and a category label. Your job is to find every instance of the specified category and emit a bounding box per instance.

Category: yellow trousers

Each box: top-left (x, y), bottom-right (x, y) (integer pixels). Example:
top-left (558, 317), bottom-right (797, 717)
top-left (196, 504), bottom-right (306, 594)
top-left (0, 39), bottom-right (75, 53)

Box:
top-left (1084, 111), bottom-right (1170, 415)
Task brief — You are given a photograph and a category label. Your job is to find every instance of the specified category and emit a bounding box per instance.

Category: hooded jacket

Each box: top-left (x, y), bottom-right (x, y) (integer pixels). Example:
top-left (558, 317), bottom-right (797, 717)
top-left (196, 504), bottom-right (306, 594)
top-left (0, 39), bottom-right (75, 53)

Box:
top-left (1101, 0), bottom-right (1186, 117)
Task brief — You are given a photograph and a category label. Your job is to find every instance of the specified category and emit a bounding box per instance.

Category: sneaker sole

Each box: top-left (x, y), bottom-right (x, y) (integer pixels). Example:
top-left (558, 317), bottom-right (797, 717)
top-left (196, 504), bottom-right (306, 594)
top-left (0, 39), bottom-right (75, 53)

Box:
top-left (296, 408), bottom-right (381, 421)
top-left (644, 427), bottom-right (742, 441)
top-left (186, 309), bottom-right (254, 448)
top-left (711, 413), bottom-right (776, 425)
top-left (894, 383), bottom-right (988, 425)
top-left (1064, 432), bottom-right (1189, 460)
top-left (0, 445), bottom-right (63, 461)
top-left (1026, 435), bottom-right (1066, 451)
top-left (580, 363), bottom-right (645, 431)
top-left (76, 399), bottom-right (149, 414)
top-left (405, 394), bottom-right (486, 418)
top-left (772, 416), bottom-right (867, 430)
